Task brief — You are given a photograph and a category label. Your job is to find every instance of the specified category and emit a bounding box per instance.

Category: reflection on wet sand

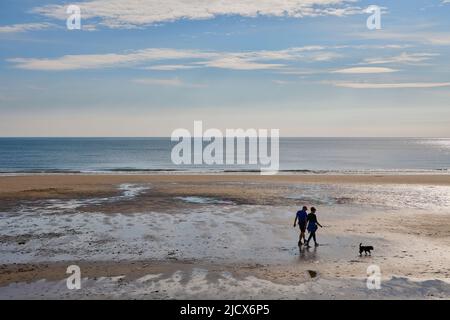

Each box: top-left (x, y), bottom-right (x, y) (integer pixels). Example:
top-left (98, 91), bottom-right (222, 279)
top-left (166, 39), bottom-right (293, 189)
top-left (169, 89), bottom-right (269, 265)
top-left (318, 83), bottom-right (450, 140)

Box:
top-left (298, 246), bottom-right (318, 262)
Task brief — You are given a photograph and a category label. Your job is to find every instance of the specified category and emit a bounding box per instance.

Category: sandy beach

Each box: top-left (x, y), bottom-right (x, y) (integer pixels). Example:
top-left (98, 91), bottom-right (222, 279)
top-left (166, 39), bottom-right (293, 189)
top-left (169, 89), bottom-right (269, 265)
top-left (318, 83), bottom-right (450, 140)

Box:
top-left (1, 174), bottom-right (450, 299)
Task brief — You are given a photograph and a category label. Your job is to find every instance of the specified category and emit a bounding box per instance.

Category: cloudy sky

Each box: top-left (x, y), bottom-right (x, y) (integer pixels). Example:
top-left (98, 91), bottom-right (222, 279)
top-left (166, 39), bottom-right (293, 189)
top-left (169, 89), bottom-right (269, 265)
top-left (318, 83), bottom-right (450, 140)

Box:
top-left (0, 0), bottom-right (449, 137)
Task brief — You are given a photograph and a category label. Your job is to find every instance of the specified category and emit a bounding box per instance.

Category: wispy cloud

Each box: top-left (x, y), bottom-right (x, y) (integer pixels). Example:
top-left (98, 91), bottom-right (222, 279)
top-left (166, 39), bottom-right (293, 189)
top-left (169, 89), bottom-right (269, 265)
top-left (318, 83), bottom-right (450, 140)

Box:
top-left (272, 79), bottom-right (296, 85)
top-left (145, 64), bottom-right (199, 71)
top-left (7, 46), bottom-right (343, 71)
top-left (308, 52), bottom-right (343, 62)
top-left (0, 22), bottom-right (55, 33)
top-left (355, 30), bottom-right (450, 46)
top-left (276, 68), bottom-right (321, 75)
top-left (332, 67), bottom-right (398, 74)
top-left (196, 57), bottom-right (284, 70)
top-left (7, 48), bottom-right (214, 71)
top-left (363, 52), bottom-right (439, 65)
top-left (32, 0), bottom-right (362, 29)
top-left (81, 24), bottom-right (98, 32)
top-left (132, 77), bottom-right (204, 88)
top-left (330, 81), bottom-right (450, 89)
top-left (428, 35), bottom-right (450, 45)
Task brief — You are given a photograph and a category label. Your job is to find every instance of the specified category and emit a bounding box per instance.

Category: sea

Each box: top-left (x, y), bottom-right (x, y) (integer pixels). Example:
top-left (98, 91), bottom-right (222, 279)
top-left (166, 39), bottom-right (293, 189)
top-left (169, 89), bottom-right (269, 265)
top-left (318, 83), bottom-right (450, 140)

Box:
top-left (0, 137), bottom-right (449, 174)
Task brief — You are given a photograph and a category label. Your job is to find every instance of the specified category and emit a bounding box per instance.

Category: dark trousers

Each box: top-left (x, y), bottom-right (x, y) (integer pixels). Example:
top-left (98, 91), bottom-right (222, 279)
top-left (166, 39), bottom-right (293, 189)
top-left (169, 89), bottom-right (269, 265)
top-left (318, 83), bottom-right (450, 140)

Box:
top-left (307, 231), bottom-right (317, 244)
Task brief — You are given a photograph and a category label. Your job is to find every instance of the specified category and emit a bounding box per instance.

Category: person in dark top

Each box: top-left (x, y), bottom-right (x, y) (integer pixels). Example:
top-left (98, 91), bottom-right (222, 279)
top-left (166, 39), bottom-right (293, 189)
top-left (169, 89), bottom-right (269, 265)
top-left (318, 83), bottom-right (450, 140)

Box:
top-left (305, 207), bottom-right (322, 247)
top-left (293, 206), bottom-right (308, 246)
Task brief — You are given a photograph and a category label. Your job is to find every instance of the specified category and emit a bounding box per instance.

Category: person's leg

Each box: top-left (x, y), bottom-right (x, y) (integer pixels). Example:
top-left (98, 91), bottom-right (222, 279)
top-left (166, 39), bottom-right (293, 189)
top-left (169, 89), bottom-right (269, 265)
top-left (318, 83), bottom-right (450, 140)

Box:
top-left (301, 223), bottom-right (307, 243)
top-left (313, 232), bottom-right (318, 245)
top-left (306, 232), bottom-right (313, 246)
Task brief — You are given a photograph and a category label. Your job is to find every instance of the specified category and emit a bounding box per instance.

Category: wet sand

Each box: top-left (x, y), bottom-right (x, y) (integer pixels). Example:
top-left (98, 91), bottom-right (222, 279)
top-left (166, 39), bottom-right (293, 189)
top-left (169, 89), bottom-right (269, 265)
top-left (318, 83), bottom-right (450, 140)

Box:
top-left (0, 174), bottom-right (450, 299)
top-left (2, 174), bottom-right (450, 195)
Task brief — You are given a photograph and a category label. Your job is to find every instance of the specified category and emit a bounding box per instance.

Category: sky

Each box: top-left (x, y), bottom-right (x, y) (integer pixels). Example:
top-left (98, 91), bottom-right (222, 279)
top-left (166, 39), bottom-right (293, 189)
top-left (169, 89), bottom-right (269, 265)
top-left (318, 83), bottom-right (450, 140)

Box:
top-left (0, 0), bottom-right (449, 137)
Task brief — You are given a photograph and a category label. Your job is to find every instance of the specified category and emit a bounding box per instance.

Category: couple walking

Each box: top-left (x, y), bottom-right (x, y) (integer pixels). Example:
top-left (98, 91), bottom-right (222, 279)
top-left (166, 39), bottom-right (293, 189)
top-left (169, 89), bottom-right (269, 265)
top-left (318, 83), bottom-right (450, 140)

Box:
top-left (293, 206), bottom-right (322, 247)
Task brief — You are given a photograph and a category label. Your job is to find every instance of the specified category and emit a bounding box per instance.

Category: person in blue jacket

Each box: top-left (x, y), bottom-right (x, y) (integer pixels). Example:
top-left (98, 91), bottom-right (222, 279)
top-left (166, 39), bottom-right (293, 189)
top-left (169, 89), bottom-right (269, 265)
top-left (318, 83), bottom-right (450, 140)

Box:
top-left (293, 206), bottom-right (308, 246)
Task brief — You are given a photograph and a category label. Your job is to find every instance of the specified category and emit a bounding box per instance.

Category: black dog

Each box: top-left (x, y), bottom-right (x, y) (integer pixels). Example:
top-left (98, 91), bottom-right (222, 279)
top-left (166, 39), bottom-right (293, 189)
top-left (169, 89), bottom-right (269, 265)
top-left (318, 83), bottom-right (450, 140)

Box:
top-left (359, 243), bottom-right (374, 256)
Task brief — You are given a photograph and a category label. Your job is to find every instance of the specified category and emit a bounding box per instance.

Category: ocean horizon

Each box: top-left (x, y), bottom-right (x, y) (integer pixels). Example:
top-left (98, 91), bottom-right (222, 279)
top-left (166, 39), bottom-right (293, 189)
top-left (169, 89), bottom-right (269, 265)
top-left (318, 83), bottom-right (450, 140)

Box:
top-left (1, 137), bottom-right (449, 174)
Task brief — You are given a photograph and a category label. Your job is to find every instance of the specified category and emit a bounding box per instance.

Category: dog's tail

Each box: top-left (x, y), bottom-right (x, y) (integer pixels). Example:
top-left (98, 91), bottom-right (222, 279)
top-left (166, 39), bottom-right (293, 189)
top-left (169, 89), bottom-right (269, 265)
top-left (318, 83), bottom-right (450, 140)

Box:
top-left (359, 243), bottom-right (362, 248)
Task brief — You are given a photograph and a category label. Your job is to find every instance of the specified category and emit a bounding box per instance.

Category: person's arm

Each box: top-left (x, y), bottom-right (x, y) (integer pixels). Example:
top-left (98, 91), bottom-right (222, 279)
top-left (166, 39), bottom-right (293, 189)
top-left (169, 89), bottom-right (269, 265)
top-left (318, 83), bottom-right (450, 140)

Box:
top-left (317, 219), bottom-right (323, 228)
top-left (293, 215), bottom-right (298, 227)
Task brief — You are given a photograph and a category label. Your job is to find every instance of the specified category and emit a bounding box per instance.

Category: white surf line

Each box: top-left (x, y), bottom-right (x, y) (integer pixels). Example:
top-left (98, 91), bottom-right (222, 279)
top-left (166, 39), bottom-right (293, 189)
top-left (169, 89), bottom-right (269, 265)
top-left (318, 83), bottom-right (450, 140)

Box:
top-left (136, 274), bottom-right (164, 283)
top-left (176, 196), bottom-right (235, 205)
top-left (34, 183), bottom-right (152, 212)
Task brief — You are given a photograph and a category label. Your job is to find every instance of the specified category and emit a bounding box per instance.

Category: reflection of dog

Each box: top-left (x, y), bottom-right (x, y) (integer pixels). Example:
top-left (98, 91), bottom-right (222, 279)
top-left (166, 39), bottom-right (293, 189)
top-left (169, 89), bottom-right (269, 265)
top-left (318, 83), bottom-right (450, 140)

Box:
top-left (359, 243), bottom-right (374, 256)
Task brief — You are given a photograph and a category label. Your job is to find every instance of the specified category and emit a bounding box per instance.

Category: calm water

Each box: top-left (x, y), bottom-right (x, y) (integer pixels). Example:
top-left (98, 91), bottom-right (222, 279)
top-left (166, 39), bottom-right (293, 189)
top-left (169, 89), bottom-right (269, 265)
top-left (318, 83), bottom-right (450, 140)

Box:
top-left (0, 138), bottom-right (449, 173)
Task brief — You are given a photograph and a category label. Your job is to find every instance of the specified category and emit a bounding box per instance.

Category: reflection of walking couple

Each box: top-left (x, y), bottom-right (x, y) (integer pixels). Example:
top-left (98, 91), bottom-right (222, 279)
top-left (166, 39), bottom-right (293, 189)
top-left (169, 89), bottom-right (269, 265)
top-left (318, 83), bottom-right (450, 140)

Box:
top-left (293, 206), bottom-right (322, 247)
